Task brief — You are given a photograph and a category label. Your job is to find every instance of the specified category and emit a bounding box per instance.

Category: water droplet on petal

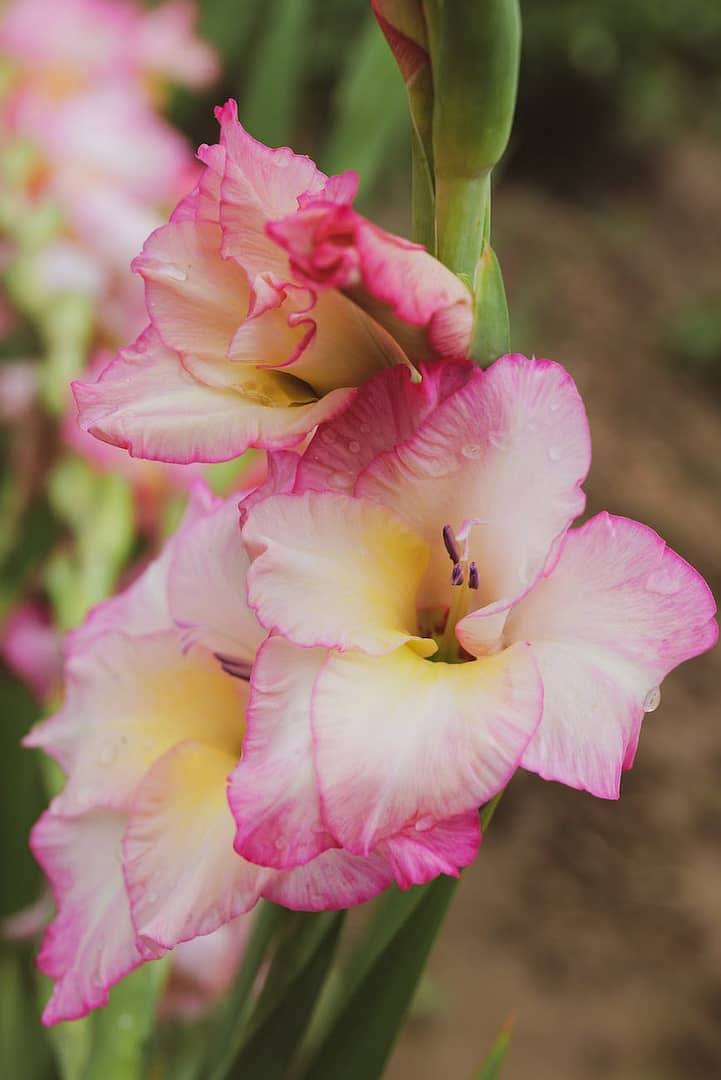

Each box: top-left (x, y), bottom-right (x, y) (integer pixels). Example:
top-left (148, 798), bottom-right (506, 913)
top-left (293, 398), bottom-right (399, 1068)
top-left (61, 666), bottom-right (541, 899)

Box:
top-left (359, 422), bottom-right (371, 434)
top-left (321, 429), bottom-right (336, 444)
top-left (146, 891), bottom-right (158, 905)
top-left (549, 400), bottom-right (561, 413)
top-left (488, 432), bottom-right (505, 450)
top-left (461, 443), bottom-right (482, 459)
top-left (98, 744), bottom-right (116, 766)
top-left (275, 836), bottom-right (287, 851)
top-left (348, 440), bottom-right (360, 454)
top-left (158, 265), bottom-right (187, 283)
top-left (547, 446), bottom-right (562, 462)
top-left (643, 686), bottom-right (661, 713)
top-left (415, 815), bottom-right (435, 832)
top-left (328, 471), bottom-right (352, 490)
top-left (646, 570), bottom-right (681, 595)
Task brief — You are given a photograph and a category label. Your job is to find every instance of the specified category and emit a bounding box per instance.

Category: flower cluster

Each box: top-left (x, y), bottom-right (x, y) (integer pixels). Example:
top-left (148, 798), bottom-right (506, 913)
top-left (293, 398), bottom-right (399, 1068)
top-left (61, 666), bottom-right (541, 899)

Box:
top-left (26, 101), bottom-right (717, 1025)
top-left (0, 0), bottom-right (217, 342)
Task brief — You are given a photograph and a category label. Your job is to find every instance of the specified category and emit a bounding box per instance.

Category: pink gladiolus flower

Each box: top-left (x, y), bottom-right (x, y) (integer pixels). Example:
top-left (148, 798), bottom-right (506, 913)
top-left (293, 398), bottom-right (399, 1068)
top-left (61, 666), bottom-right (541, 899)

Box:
top-left (234, 355), bottom-right (717, 860)
top-left (73, 100), bottom-right (472, 464)
top-left (24, 482), bottom-right (479, 1024)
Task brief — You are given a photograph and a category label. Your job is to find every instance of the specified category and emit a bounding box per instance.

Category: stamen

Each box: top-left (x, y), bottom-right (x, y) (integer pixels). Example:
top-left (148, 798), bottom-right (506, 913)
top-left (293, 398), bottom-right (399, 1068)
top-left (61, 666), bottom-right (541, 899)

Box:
top-left (214, 652), bottom-right (252, 681)
top-left (442, 524), bottom-right (460, 564)
top-left (468, 561), bottom-right (479, 590)
top-left (450, 562), bottom-right (464, 587)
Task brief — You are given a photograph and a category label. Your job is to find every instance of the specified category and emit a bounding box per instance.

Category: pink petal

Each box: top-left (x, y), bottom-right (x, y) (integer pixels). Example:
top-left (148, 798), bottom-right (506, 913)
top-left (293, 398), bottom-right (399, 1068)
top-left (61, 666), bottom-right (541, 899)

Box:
top-left (229, 637), bottom-right (333, 869)
top-left (73, 327), bottom-right (353, 464)
top-left (506, 513), bottom-right (719, 796)
top-left (1, 602), bottom-right (62, 702)
top-left (242, 492), bottom-right (434, 656)
top-left (168, 496), bottom-right (266, 660)
top-left (30, 809), bottom-right (162, 1025)
top-left (264, 848), bottom-right (393, 912)
top-left (24, 631), bottom-right (247, 815)
top-left (294, 360), bottom-right (471, 495)
top-left (123, 741), bottom-right (267, 950)
top-left (267, 201), bottom-right (472, 361)
top-left (357, 354), bottom-right (590, 619)
top-left (132, 220), bottom-right (248, 360)
top-left (312, 642), bottom-right (541, 853)
top-left (379, 811), bottom-right (481, 889)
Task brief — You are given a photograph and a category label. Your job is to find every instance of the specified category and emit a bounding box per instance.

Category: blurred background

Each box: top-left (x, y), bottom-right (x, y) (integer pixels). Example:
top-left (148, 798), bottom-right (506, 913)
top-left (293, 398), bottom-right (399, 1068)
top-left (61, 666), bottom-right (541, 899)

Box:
top-left (1, 1), bottom-right (720, 1077)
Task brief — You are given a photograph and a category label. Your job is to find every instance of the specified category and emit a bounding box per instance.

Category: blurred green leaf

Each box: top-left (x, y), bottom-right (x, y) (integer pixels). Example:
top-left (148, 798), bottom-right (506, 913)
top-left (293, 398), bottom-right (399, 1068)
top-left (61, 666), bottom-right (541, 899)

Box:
top-left (474, 1014), bottom-right (514, 1079)
top-left (241, 0), bottom-right (312, 146)
top-left (217, 909), bottom-right (343, 1080)
top-left (0, 945), bottom-right (55, 1080)
top-left (82, 960), bottom-right (169, 1080)
top-left (323, 12), bottom-right (408, 202)
top-left (199, 0), bottom-right (261, 62)
top-left (301, 793), bottom-right (504, 1080)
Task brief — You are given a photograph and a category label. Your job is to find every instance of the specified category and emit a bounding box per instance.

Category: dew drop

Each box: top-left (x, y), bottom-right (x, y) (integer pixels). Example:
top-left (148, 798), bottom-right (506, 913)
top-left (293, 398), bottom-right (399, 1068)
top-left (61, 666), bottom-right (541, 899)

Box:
top-left (146, 891), bottom-right (158, 905)
top-left (359, 422), bottom-right (371, 434)
top-left (98, 744), bottom-right (116, 766)
top-left (415, 815), bottom-right (435, 832)
top-left (646, 570), bottom-right (681, 596)
top-left (547, 446), bottom-right (562, 462)
top-left (159, 265), bottom-right (188, 283)
top-left (488, 432), bottom-right (505, 450)
top-left (549, 400), bottom-right (561, 413)
top-left (424, 458), bottom-right (448, 477)
top-left (461, 443), bottom-right (482, 459)
top-left (348, 440), bottom-right (361, 454)
top-left (643, 686), bottom-right (661, 713)
top-left (328, 471), bottom-right (352, 490)
top-left (321, 428), bottom-right (336, 444)
top-left (275, 837), bottom-right (287, 851)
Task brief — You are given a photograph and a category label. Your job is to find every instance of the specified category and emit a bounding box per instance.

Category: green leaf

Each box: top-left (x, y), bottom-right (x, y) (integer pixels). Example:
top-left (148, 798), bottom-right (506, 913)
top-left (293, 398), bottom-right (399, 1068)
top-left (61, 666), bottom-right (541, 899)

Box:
top-left (81, 960), bottom-right (169, 1080)
top-left (0, 945), bottom-right (55, 1080)
top-left (301, 793), bottom-right (504, 1080)
top-left (199, 0), bottom-right (261, 62)
top-left (216, 908), bottom-right (343, 1080)
top-left (323, 13), bottom-right (409, 205)
top-left (474, 1014), bottom-right (514, 1080)
top-left (241, 0), bottom-right (312, 147)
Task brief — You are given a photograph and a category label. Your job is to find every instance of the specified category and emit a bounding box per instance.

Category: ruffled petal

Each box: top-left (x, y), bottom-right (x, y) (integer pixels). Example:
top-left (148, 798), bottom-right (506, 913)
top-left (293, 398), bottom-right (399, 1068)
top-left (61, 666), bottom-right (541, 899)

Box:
top-left (229, 637), bottom-right (333, 869)
top-left (31, 809), bottom-right (162, 1025)
top-left (506, 513), bottom-right (719, 796)
top-left (168, 496), bottom-right (266, 661)
top-left (264, 848), bottom-right (393, 911)
top-left (379, 811), bottom-right (481, 889)
top-left (294, 361), bottom-right (471, 494)
top-left (312, 642), bottom-right (541, 853)
top-left (73, 327), bottom-right (354, 464)
top-left (24, 632), bottom-right (246, 814)
top-left (242, 492), bottom-right (434, 656)
top-left (123, 741), bottom-right (267, 950)
top-left (357, 354), bottom-right (590, 617)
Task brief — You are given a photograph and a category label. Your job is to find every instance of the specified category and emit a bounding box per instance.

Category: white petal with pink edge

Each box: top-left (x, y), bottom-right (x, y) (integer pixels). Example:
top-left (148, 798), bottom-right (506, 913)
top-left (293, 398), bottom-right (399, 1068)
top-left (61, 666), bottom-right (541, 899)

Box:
top-left (123, 741), bottom-right (268, 950)
top-left (243, 491), bottom-right (435, 656)
top-left (31, 809), bottom-right (163, 1025)
top-left (506, 513), bottom-right (718, 796)
top-left (73, 328), bottom-right (354, 464)
top-left (378, 811), bottom-right (482, 889)
top-left (312, 642), bottom-right (542, 853)
top-left (168, 496), bottom-right (266, 661)
top-left (264, 848), bottom-right (393, 911)
top-left (25, 631), bottom-right (246, 814)
top-left (357, 354), bottom-right (591, 614)
top-left (229, 637), bottom-right (333, 869)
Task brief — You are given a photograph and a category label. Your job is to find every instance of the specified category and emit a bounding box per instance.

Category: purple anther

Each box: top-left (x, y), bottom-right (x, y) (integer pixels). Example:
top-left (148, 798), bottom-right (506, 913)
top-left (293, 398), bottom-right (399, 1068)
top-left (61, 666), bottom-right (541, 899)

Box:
top-left (215, 652), bottom-right (252, 681)
top-left (450, 562), bottom-right (464, 587)
top-left (442, 524), bottom-right (460, 564)
top-left (468, 561), bottom-right (479, 590)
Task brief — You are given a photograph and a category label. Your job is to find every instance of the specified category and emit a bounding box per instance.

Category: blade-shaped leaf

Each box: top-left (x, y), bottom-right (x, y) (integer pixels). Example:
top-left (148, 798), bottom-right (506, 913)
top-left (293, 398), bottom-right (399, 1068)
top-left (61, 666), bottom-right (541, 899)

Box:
top-left (302, 793), bottom-right (504, 1080)
top-left (241, 0), bottom-right (312, 147)
top-left (475, 1014), bottom-right (514, 1080)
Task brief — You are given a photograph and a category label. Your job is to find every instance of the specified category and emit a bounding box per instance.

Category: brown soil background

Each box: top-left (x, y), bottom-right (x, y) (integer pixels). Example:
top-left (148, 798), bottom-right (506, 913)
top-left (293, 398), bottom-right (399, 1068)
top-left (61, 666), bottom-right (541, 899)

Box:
top-left (388, 138), bottom-right (721, 1080)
